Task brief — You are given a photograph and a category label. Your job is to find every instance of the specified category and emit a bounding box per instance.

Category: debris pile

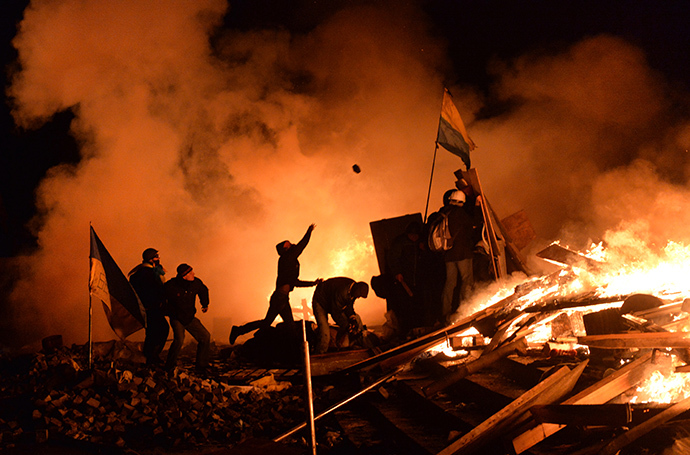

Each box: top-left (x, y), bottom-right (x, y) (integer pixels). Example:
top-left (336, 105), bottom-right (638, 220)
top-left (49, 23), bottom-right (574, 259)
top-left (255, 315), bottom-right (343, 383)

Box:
top-left (329, 242), bottom-right (690, 454)
top-left (0, 340), bottom-right (308, 453)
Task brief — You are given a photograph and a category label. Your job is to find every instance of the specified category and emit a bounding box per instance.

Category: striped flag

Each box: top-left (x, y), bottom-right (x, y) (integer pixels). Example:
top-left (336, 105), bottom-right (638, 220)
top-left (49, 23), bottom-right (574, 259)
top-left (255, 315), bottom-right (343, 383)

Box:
top-left (89, 226), bottom-right (146, 338)
top-left (436, 88), bottom-right (476, 170)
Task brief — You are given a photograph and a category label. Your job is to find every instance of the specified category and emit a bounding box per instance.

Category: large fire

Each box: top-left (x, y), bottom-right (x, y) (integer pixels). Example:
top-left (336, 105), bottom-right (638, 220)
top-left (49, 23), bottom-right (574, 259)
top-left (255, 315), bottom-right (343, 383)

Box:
top-left (439, 234), bottom-right (690, 405)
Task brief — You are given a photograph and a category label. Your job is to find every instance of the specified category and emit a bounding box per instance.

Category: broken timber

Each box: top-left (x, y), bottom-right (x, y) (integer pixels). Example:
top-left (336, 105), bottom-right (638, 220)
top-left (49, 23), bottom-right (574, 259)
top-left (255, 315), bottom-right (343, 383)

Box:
top-left (536, 243), bottom-right (602, 270)
top-left (578, 331), bottom-right (690, 349)
top-left (436, 360), bottom-right (588, 455)
top-left (339, 292), bottom-right (517, 374)
top-left (511, 351), bottom-right (661, 454)
top-left (423, 337), bottom-right (528, 397)
top-left (597, 394), bottom-right (690, 455)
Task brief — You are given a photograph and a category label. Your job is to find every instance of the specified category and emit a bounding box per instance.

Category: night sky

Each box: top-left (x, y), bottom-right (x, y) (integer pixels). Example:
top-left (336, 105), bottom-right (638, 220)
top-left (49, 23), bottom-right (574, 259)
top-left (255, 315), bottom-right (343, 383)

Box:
top-left (1, 0), bottom-right (689, 347)
top-left (3, 1), bottom-right (689, 256)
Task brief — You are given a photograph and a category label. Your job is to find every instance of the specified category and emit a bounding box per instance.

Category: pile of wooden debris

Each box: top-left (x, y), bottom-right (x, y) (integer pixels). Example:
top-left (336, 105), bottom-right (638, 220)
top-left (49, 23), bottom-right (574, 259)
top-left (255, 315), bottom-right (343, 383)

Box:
top-left (320, 244), bottom-right (690, 454)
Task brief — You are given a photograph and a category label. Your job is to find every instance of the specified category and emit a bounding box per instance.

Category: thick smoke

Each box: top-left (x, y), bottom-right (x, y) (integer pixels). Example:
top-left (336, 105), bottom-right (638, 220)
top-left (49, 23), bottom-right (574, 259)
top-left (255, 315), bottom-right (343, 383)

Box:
top-left (6, 0), bottom-right (451, 346)
top-left (6, 1), bottom-right (690, 348)
top-left (471, 35), bottom-right (690, 252)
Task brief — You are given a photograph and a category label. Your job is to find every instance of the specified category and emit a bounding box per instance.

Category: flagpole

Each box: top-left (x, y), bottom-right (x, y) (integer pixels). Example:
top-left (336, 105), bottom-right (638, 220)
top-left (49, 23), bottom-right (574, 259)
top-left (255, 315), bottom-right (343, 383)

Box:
top-left (423, 143), bottom-right (439, 224)
top-left (88, 224), bottom-right (93, 370)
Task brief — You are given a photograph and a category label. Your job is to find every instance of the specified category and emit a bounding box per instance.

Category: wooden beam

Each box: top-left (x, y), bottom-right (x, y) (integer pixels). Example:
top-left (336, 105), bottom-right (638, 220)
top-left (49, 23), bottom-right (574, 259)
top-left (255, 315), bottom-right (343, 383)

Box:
top-left (423, 337), bottom-right (528, 397)
top-left (536, 243), bottom-right (602, 270)
top-left (578, 332), bottom-right (690, 349)
top-left (598, 394), bottom-right (690, 455)
top-left (437, 360), bottom-right (587, 455)
top-left (529, 403), bottom-right (633, 426)
top-left (339, 291), bottom-right (518, 374)
top-left (524, 295), bottom-right (625, 313)
top-left (511, 351), bottom-right (659, 454)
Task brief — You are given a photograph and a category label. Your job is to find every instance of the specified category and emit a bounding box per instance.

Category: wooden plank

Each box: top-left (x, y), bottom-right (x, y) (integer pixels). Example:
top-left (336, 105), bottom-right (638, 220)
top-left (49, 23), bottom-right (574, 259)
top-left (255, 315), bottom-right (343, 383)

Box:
top-left (529, 403), bottom-right (633, 426)
top-left (536, 243), bottom-right (602, 270)
top-left (511, 351), bottom-right (659, 454)
top-left (491, 204), bottom-right (533, 275)
top-left (339, 292), bottom-right (517, 374)
top-left (462, 168), bottom-right (506, 279)
top-left (524, 295), bottom-right (625, 313)
top-left (578, 332), bottom-right (690, 349)
top-left (423, 337), bottom-right (528, 397)
top-left (437, 360), bottom-right (587, 455)
top-left (632, 301), bottom-right (683, 320)
top-left (500, 210), bottom-right (536, 252)
top-left (598, 394), bottom-right (690, 455)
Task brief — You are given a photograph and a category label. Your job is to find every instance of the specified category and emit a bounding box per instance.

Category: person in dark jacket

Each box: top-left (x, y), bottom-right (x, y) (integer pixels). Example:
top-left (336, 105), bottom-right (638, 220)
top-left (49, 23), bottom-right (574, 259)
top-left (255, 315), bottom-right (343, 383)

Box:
top-left (311, 277), bottom-right (369, 354)
top-left (128, 248), bottom-right (169, 366)
top-left (164, 263), bottom-right (211, 371)
top-left (441, 190), bottom-right (483, 323)
top-left (229, 223), bottom-right (322, 344)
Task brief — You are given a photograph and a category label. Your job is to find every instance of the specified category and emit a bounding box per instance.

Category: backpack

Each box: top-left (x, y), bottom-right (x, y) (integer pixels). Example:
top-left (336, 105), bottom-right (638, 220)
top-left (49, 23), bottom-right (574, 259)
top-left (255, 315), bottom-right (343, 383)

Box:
top-left (428, 212), bottom-right (453, 252)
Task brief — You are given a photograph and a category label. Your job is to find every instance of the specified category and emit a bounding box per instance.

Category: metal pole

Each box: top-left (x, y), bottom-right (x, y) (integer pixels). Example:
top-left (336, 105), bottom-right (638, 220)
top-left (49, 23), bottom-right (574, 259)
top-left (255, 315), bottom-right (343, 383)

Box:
top-left (423, 143), bottom-right (439, 224)
top-left (274, 367), bottom-right (400, 442)
top-left (88, 294), bottom-right (93, 369)
top-left (88, 225), bottom-right (93, 370)
top-left (302, 320), bottom-right (317, 454)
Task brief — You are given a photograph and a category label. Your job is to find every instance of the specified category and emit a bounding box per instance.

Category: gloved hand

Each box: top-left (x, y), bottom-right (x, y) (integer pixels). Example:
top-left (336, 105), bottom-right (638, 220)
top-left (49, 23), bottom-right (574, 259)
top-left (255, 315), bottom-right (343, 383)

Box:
top-left (347, 316), bottom-right (359, 334)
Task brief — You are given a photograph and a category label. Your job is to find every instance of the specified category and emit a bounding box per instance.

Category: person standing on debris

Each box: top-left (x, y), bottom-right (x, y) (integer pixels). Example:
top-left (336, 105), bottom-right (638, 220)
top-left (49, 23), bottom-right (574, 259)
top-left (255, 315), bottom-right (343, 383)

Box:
top-left (441, 190), bottom-right (483, 324)
top-left (230, 223), bottom-right (322, 344)
top-left (386, 221), bottom-right (428, 337)
top-left (128, 248), bottom-right (170, 366)
top-left (163, 263), bottom-right (211, 372)
top-left (311, 277), bottom-right (369, 354)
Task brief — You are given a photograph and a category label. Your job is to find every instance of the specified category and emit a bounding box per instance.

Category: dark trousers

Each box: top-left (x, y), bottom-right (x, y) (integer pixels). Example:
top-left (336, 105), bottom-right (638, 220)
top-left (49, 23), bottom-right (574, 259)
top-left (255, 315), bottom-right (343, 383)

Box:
top-left (234, 290), bottom-right (293, 337)
top-left (143, 312), bottom-right (169, 365)
top-left (165, 317), bottom-right (211, 369)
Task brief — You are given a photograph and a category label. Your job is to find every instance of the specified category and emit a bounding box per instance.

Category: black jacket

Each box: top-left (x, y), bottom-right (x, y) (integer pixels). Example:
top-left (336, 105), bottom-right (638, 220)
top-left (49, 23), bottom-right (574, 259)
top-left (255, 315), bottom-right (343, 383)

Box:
top-left (444, 204), bottom-right (483, 262)
top-left (129, 264), bottom-right (165, 313)
top-left (164, 277), bottom-right (209, 325)
top-left (276, 227), bottom-right (316, 290)
top-left (312, 277), bottom-right (357, 320)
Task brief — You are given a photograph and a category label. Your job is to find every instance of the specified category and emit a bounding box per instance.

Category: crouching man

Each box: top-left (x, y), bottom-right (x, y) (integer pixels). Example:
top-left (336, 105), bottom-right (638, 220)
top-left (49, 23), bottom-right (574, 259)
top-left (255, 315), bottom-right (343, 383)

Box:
top-left (164, 263), bottom-right (211, 372)
top-left (311, 277), bottom-right (369, 354)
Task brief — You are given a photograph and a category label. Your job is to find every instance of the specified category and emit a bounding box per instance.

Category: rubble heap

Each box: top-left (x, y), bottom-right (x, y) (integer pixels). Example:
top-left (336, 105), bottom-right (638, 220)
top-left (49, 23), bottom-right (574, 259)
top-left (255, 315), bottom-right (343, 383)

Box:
top-left (0, 341), bottom-right (308, 453)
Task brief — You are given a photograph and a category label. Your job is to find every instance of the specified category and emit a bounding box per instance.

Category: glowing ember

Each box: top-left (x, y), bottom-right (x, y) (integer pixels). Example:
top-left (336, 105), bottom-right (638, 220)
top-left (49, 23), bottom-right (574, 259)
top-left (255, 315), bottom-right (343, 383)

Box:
top-left (631, 355), bottom-right (690, 404)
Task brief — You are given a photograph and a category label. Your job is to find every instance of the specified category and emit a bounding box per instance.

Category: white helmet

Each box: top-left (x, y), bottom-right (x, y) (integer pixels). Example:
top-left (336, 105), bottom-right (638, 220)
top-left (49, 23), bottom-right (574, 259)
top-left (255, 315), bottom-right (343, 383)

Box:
top-left (449, 190), bottom-right (466, 206)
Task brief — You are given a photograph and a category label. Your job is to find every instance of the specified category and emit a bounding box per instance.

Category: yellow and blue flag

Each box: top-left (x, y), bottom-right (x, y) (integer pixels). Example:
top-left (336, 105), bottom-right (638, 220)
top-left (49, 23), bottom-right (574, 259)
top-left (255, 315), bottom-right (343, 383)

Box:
top-left (436, 88), bottom-right (476, 170)
top-left (90, 226), bottom-right (146, 338)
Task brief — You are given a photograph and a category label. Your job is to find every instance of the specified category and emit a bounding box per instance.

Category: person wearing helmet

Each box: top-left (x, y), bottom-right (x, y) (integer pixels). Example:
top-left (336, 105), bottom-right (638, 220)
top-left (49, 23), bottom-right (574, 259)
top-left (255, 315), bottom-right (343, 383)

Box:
top-left (128, 248), bottom-right (170, 366)
top-left (448, 190), bottom-right (466, 206)
top-left (441, 190), bottom-right (483, 324)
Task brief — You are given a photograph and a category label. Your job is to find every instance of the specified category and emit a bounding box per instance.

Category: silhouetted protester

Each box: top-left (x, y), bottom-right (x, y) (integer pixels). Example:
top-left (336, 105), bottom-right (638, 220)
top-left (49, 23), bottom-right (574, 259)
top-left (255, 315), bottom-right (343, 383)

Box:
top-left (311, 277), bottom-right (369, 354)
top-left (230, 223), bottom-right (322, 344)
top-left (386, 221), bottom-right (430, 336)
top-left (128, 248), bottom-right (169, 366)
top-left (163, 263), bottom-right (211, 372)
top-left (441, 190), bottom-right (483, 323)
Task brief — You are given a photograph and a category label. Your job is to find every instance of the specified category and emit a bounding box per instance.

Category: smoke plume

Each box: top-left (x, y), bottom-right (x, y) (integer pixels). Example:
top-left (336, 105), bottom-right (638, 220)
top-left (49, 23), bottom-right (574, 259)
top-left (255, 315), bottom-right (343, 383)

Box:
top-left (5, 0), bottom-right (690, 347)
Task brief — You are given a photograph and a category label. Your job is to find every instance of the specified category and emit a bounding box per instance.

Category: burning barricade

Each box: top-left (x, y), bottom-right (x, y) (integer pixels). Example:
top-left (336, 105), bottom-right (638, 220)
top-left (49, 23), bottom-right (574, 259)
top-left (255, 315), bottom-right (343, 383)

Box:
top-left (394, 236), bottom-right (690, 455)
